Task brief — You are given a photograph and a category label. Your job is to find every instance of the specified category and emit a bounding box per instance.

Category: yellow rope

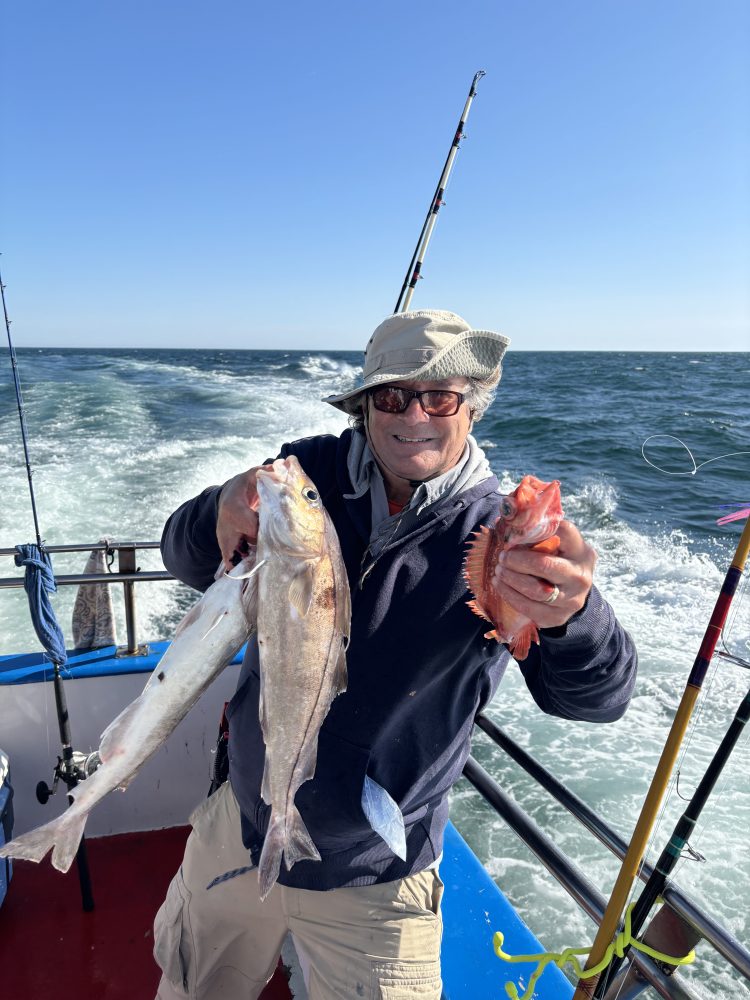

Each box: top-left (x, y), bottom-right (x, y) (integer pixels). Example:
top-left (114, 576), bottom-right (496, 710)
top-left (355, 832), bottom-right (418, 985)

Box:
top-left (493, 904), bottom-right (696, 1000)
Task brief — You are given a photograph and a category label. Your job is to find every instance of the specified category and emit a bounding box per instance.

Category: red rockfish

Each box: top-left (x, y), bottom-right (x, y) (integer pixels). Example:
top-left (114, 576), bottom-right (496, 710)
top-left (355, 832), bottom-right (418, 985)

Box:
top-left (463, 475), bottom-right (564, 660)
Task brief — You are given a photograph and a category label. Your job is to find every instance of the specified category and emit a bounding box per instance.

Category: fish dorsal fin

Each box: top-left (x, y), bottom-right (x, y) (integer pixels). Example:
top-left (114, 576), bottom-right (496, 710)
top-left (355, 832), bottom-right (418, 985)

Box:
top-left (288, 564), bottom-right (316, 617)
top-left (463, 525), bottom-right (492, 590)
top-left (258, 652), bottom-right (269, 740)
top-left (463, 525), bottom-right (496, 623)
top-left (332, 639), bottom-right (347, 697)
top-left (260, 749), bottom-right (272, 804)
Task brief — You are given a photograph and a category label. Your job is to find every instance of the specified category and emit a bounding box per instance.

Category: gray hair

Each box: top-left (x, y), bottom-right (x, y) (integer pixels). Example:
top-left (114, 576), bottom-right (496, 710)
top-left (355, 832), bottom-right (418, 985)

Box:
top-left (347, 371), bottom-right (500, 431)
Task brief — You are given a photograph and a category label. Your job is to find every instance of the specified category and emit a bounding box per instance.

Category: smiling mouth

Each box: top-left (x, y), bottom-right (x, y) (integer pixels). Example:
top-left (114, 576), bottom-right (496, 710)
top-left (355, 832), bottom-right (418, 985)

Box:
top-left (394, 435), bottom-right (434, 443)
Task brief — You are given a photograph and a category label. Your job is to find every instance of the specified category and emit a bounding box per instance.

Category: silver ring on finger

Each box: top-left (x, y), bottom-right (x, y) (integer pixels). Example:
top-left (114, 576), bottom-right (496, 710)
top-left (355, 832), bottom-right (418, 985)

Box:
top-left (544, 584), bottom-right (560, 605)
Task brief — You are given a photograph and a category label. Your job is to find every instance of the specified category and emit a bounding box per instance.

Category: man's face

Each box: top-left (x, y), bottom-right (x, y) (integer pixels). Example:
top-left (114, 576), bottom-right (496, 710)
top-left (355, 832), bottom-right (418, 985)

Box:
top-left (365, 377), bottom-right (473, 497)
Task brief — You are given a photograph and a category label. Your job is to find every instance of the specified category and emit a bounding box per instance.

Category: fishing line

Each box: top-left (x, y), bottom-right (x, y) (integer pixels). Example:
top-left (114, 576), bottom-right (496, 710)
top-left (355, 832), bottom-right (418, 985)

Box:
top-left (641, 434), bottom-right (750, 477)
top-left (2, 261), bottom-right (54, 761)
top-left (721, 564), bottom-right (750, 662)
top-left (668, 721), bottom-right (750, 886)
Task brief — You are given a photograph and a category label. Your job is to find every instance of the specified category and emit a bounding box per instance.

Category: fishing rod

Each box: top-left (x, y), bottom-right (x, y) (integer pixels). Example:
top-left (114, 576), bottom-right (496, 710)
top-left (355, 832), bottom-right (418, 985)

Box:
top-left (572, 512), bottom-right (750, 999)
top-left (1, 261), bottom-right (43, 549)
top-left (394, 70), bottom-right (485, 314)
top-left (598, 671), bottom-right (750, 997)
top-left (1, 261), bottom-right (96, 911)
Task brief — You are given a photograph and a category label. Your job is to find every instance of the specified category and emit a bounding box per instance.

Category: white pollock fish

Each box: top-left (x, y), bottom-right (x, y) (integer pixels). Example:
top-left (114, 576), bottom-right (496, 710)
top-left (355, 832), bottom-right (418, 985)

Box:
top-left (255, 455), bottom-right (352, 898)
top-left (0, 552), bottom-right (261, 873)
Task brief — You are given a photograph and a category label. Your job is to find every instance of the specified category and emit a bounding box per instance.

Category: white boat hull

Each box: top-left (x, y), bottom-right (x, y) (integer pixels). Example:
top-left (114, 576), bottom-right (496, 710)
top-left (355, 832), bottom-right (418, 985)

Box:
top-left (3, 663), bottom-right (239, 838)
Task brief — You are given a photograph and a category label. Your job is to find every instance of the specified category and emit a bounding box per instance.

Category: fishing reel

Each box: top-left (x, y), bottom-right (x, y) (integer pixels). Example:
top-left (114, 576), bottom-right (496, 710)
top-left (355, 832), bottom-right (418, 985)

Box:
top-left (35, 750), bottom-right (102, 804)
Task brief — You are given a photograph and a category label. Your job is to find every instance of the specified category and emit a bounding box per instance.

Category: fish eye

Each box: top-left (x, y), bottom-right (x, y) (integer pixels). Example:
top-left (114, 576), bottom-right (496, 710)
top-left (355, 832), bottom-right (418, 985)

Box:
top-left (302, 487), bottom-right (319, 504)
top-left (500, 497), bottom-right (516, 518)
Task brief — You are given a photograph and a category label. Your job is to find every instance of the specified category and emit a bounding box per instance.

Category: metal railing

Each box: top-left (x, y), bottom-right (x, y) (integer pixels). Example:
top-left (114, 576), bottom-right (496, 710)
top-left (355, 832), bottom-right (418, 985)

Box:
top-left (466, 714), bottom-right (750, 998)
top-left (0, 540), bottom-right (173, 656)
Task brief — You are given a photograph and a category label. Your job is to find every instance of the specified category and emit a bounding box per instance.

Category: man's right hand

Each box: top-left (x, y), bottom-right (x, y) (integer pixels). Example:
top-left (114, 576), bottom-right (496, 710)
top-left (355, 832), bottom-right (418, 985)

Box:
top-left (217, 465), bottom-right (272, 569)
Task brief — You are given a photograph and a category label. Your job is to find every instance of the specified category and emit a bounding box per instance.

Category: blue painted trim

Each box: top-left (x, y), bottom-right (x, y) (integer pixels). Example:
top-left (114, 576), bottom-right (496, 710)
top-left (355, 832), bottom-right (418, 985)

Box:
top-left (0, 643), bottom-right (246, 685)
top-left (441, 822), bottom-right (572, 999)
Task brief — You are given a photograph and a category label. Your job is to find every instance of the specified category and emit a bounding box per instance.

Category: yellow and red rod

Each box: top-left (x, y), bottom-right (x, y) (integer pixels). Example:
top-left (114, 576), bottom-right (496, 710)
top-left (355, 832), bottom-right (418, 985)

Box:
top-left (573, 512), bottom-right (750, 1000)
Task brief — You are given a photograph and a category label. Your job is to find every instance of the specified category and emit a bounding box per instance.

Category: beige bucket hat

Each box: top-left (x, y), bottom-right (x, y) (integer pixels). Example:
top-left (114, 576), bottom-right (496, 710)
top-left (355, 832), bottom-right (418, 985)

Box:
top-left (324, 309), bottom-right (510, 414)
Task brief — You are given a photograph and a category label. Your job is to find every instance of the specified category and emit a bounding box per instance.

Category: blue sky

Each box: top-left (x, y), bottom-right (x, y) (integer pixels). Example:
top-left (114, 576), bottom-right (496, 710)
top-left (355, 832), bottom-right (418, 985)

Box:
top-left (1, 1), bottom-right (748, 351)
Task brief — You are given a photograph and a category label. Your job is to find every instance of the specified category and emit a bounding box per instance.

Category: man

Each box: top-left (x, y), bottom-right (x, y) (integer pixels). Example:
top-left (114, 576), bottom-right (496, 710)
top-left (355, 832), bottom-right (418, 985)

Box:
top-left (153, 310), bottom-right (637, 1000)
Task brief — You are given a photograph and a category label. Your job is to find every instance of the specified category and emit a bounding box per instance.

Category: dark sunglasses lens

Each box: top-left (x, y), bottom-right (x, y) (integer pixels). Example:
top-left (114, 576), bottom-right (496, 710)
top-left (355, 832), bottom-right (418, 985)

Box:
top-left (370, 388), bottom-right (462, 415)
top-left (422, 391), bottom-right (460, 415)
top-left (371, 387), bottom-right (408, 412)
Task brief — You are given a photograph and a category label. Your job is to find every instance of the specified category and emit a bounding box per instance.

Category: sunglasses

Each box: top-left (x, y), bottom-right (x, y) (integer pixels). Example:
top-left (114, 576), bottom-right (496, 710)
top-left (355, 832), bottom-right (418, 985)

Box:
top-left (368, 385), bottom-right (466, 416)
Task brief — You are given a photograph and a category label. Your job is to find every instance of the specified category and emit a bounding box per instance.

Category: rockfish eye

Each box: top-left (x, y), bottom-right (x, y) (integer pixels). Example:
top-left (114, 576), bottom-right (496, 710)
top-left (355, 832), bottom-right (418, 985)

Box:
top-left (302, 487), bottom-right (319, 504)
top-left (500, 497), bottom-right (516, 518)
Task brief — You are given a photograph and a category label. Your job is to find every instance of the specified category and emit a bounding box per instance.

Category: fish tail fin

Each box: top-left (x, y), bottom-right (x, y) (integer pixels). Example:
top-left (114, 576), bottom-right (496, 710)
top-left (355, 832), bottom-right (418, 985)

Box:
top-left (257, 811), bottom-right (286, 901)
top-left (0, 808), bottom-right (88, 873)
top-left (51, 811), bottom-right (88, 872)
top-left (509, 623), bottom-right (539, 662)
top-left (284, 803), bottom-right (321, 870)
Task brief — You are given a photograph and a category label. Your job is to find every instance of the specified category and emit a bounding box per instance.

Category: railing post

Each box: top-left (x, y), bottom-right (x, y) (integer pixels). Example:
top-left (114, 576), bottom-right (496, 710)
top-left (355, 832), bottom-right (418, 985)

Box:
top-left (117, 544), bottom-right (145, 656)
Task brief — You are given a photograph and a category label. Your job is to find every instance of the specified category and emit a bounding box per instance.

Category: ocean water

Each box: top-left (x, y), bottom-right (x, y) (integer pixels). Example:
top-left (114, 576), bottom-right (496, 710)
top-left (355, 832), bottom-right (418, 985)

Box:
top-left (1, 347), bottom-right (749, 998)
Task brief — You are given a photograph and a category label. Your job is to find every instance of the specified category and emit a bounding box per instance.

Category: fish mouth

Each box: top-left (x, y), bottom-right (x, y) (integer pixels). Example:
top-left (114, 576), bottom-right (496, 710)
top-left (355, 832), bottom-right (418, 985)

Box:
top-left (256, 457), bottom-right (324, 558)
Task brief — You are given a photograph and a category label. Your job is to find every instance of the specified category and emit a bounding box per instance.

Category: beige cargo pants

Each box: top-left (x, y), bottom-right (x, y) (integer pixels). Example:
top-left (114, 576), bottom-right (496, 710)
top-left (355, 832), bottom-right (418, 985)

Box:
top-left (153, 782), bottom-right (444, 999)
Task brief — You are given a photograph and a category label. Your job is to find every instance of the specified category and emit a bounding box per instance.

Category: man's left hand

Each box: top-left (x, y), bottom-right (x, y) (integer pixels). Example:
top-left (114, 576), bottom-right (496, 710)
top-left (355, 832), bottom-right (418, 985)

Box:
top-left (493, 520), bottom-right (597, 629)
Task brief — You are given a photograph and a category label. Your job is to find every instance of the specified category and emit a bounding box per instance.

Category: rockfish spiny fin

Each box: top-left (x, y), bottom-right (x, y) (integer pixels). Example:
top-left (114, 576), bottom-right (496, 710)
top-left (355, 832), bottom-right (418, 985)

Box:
top-left (463, 525), bottom-right (496, 624)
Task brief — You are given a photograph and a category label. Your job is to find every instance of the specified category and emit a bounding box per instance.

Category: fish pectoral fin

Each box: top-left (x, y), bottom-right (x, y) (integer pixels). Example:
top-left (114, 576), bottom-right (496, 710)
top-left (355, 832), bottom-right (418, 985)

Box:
top-left (288, 564), bottom-right (316, 617)
top-left (361, 776), bottom-right (407, 861)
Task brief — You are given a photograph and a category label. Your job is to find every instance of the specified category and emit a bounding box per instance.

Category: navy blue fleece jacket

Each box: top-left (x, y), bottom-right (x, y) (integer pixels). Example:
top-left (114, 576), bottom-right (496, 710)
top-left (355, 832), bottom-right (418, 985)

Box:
top-left (161, 429), bottom-right (637, 889)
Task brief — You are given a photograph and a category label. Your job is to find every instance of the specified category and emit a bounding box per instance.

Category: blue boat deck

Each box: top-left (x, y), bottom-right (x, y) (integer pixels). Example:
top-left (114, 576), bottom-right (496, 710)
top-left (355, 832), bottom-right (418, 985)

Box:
top-left (441, 822), bottom-right (572, 999)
